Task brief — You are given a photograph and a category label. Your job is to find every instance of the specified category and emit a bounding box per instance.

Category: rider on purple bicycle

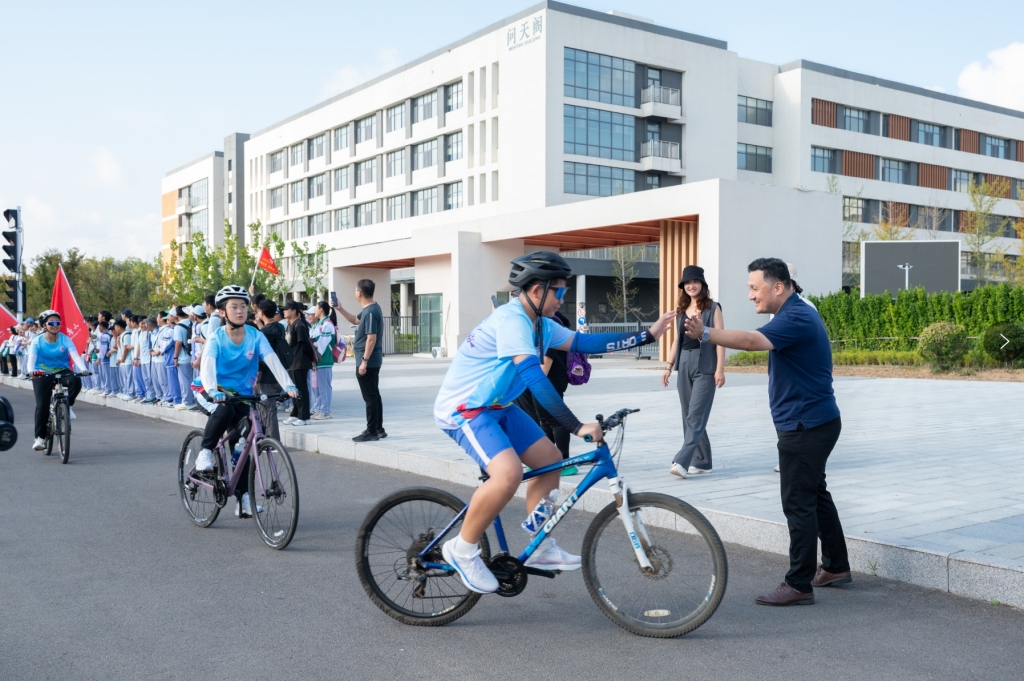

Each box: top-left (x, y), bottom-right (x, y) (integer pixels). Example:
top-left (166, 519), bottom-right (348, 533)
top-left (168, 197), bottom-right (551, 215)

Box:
top-left (192, 285), bottom-right (298, 517)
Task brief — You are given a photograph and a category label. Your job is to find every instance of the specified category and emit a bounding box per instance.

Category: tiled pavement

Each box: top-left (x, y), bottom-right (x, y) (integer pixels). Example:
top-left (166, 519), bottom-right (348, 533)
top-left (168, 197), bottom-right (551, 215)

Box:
top-left (5, 357), bottom-right (1022, 605)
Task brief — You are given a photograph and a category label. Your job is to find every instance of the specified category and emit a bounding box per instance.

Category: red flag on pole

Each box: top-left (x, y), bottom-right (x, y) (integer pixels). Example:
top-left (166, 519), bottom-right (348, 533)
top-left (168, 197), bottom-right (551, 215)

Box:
top-left (0, 302), bottom-right (16, 344)
top-left (50, 265), bottom-right (88, 354)
top-left (256, 247), bottom-right (280, 275)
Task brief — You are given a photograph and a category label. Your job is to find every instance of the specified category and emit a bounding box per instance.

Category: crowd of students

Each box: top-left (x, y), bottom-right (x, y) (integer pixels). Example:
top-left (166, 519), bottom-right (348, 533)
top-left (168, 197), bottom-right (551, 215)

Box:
top-left (6, 294), bottom-right (342, 426)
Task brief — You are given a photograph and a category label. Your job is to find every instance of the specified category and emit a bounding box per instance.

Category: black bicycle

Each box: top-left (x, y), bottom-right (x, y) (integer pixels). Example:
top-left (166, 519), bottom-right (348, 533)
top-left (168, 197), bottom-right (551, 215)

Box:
top-left (35, 369), bottom-right (88, 464)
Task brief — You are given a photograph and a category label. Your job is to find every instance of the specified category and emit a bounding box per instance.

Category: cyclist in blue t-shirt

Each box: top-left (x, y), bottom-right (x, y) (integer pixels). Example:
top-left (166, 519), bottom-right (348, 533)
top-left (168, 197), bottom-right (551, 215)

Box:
top-left (192, 285), bottom-right (298, 517)
top-left (26, 310), bottom-right (91, 450)
top-left (434, 252), bottom-right (676, 594)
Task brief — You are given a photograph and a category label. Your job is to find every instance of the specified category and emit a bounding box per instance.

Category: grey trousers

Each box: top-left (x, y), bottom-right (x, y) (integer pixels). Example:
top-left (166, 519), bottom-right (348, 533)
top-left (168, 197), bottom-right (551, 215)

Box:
top-left (671, 348), bottom-right (716, 470)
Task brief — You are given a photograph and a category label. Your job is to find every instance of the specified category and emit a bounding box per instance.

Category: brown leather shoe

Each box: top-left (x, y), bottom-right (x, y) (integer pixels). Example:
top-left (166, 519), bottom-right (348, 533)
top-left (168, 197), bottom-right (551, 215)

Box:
top-left (755, 582), bottom-right (815, 606)
top-left (811, 566), bottom-right (853, 587)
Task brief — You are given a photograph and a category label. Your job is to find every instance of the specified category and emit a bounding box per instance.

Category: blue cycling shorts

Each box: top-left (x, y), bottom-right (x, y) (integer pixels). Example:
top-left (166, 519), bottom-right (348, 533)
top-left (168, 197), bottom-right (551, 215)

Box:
top-left (444, 405), bottom-right (546, 469)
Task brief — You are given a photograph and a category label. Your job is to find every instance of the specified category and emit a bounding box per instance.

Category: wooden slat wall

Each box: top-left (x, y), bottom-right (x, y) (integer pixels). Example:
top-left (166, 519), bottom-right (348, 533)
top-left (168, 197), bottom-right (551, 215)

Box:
top-left (884, 202), bottom-right (910, 226)
top-left (841, 151), bottom-right (875, 179)
top-left (888, 115), bottom-right (911, 141)
top-left (985, 174), bottom-right (1012, 198)
top-left (659, 219), bottom-right (699, 362)
top-left (811, 99), bottom-right (837, 128)
top-left (918, 163), bottom-right (947, 190)
top-left (959, 129), bottom-right (979, 153)
top-left (1018, 140), bottom-right (1024, 162)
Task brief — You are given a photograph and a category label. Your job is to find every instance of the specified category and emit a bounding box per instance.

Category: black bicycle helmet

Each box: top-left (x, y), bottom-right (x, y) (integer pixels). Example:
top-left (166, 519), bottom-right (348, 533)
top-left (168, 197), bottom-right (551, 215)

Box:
top-left (508, 251), bottom-right (572, 288)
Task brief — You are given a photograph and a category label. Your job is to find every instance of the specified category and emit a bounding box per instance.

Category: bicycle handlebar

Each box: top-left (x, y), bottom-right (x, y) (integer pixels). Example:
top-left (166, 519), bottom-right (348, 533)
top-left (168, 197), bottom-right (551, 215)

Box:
top-left (200, 390), bottom-right (285, 405)
top-left (582, 408), bottom-right (639, 442)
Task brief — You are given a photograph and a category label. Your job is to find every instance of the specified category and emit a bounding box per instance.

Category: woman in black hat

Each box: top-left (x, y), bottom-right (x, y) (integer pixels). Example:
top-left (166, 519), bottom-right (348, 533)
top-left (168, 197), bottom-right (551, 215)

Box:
top-left (661, 265), bottom-right (725, 478)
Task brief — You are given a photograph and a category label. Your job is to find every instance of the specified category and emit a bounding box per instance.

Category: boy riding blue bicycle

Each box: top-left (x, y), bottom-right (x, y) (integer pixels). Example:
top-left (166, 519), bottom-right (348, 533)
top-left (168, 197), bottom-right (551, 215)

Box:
top-left (433, 252), bottom-right (675, 593)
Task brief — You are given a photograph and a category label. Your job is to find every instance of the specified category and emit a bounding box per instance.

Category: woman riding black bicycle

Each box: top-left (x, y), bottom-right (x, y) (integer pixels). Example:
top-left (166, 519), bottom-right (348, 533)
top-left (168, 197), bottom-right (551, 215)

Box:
top-left (192, 286), bottom-right (298, 517)
top-left (27, 310), bottom-right (89, 451)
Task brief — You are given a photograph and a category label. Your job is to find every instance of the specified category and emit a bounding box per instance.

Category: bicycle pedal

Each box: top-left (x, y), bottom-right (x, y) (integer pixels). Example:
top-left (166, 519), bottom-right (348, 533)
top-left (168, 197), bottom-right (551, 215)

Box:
top-left (523, 566), bottom-right (559, 578)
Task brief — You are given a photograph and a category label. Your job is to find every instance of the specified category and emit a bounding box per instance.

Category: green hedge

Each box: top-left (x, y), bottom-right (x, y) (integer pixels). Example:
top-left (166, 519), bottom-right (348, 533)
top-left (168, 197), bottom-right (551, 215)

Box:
top-left (810, 284), bottom-right (1024, 350)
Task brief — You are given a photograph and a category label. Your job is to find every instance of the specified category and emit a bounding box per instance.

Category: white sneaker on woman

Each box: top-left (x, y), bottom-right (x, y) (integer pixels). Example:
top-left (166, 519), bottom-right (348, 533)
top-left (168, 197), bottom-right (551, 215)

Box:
top-left (195, 448), bottom-right (215, 471)
top-left (687, 466), bottom-right (712, 476)
top-left (32, 437), bottom-right (46, 451)
top-left (670, 463), bottom-right (687, 479)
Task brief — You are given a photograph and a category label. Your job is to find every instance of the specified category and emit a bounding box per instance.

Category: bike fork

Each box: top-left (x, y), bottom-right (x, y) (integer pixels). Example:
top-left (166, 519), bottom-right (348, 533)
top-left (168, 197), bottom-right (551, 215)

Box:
top-left (608, 477), bottom-right (654, 572)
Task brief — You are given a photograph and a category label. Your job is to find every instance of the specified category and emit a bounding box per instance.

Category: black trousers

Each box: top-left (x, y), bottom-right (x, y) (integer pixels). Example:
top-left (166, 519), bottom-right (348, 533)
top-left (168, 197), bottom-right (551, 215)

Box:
top-left (356, 366), bottom-right (383, 433)
top-left (288, 369), bottom-right (310, 421)
top-left (777, 416), bottom-right (848, 591)
top-left (515, 389), bottom-right (570, 459)
top-left (9, 355), bottom-right (17, 376)
top-left (202, 402), bottom-right (251, 496)
top-left (0, 355), bottom-right (8, 374)
top-left (32, 373), bottom-right (82, 438)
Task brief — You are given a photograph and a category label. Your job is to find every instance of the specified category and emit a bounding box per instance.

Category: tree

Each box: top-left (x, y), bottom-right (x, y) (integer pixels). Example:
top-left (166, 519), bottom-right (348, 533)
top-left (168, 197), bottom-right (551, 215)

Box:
top-left (605, 245), bottom-right (645, 323)
top-left (871, 200), bottom-right (915, 241)
top-left (1009, 195), bottom-right (1024, 286)
top-left (916, 193), bottom-right (952, 239)
top-left (828, 175), bottom-right (869, 282)
top-left (961, 178), bottom-right (1011, 288)
top-left (290, 241), bottom-right (329, 301)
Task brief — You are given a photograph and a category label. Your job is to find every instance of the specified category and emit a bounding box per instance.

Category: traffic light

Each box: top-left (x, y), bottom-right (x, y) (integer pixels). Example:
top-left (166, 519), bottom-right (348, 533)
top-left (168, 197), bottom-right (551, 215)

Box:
top-left (5, 278), bottom-right (22, 313)
top-left (2, 208), bottom-right (18, 275)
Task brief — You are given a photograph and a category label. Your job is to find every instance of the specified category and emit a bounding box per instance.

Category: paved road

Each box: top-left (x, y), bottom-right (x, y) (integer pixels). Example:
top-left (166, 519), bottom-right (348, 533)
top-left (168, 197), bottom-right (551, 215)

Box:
top-left (1, 388), bottom-right (1021, 681)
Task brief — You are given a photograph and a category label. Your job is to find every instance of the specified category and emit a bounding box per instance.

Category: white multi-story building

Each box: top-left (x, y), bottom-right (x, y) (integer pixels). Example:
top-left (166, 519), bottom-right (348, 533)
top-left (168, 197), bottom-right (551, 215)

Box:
top-left (164, 1), bottom-right (1024, 355)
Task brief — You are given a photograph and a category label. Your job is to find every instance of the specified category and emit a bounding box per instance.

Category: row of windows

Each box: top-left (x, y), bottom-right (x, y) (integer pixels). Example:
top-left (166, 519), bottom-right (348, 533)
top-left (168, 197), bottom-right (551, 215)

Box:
top-left (737, 144), bottom-right (772, 173)
top-left (563, 162), bottom-right (635, 197)
top-left (268, 182), bottom-right (465, 238)
top-left (267, 81), bottom-right (466, 176)
top-left (842, 196), bottom-right (1018, 236)
top-left (563, 105), bottom-right (636, 162)
top-left (563, 47), bottom-right (636, 108)
top-left (737, 96), bottom-right (772, 127)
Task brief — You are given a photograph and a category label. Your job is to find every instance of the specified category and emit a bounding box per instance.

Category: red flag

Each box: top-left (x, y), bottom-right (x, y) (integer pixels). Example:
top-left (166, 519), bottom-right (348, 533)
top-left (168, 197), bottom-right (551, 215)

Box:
top-left (0, 302), bottom-right (16, 344)
top-left (257, 247), bottom-right (280, 275)
top-left (50, 265), bottom-right (88, 354)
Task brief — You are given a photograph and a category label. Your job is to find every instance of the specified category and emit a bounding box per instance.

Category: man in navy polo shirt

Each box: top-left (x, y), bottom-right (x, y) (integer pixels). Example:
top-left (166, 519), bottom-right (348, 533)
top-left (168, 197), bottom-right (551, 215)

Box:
top-left (683, 257), bottom-right (850, 606)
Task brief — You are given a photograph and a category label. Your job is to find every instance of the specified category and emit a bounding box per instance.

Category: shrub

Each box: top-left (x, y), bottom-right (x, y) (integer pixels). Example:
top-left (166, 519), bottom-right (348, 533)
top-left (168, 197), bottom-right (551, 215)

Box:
top-left (726, 351), bottom-right (768, 366)
top-left (917, 322), bottom-right (969, 372)
top-left (982, 322), bottom-right (1024, 365)
top-left (831, 350), bottom-right (923, 366)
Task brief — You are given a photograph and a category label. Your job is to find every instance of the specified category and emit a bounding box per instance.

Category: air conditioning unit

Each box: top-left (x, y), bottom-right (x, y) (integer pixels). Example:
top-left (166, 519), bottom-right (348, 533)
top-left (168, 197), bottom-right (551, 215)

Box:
top-left (431, 346), bottom-right (446, 358)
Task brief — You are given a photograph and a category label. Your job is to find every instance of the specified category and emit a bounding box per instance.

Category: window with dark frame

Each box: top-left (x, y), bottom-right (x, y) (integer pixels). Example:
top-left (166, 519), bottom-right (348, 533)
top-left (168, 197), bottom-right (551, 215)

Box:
top-left (737, 96), bottom-right (772, 126)
top-left (737, 144), bottom-right (772, 173)
top-left (563, 105), bottom-right (636, 162)
top-left (811, 147), bottom-right (835, 173)
top-left (563, 47), bottom-right (636, 108)
top-left (563, 162), bottom-right (635, 196)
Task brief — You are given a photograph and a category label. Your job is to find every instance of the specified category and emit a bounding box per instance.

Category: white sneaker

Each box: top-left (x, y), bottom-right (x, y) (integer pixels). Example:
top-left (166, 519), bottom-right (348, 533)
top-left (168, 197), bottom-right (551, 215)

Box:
top-left (773, 465), bottom-right (780, 473)
top-left (290, 419), bottom-right (310, 426)
top-left (524, 537), bottom-right (582, 572)
top-left (68, 408), bottom-right (76, 420)
top-left (32, 437), bottom-right (46, 451)
top-left (195, 448), bottom-right (215, 472)
top-left (670, 463), bottom-right (687, 479)
top-left (687, 466), bottom-right (712, 476)
top-left (282, 417), bottom-right (296, 425)
top-left (311, 412), bottom-right (328, 420)
top-left (442, 538), bottom-right (499, 594)
top-left (237, 492), bottom-right (264, 517)
top-left (174, 403), bottom-right (190, 411)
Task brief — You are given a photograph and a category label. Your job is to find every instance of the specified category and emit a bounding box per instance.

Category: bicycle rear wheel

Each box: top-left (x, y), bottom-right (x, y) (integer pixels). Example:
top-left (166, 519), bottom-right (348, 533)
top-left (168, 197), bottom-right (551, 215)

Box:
top-left (177, 429), bottom-right (220, 528)
top-left (582, 492), bottom-right (727, 638)
top-left (55, 401), bottom-right (70, 464)
top-left (355, 487), bottom-right (489, 627)
top-left (249, 438), bottom-right (298, 549)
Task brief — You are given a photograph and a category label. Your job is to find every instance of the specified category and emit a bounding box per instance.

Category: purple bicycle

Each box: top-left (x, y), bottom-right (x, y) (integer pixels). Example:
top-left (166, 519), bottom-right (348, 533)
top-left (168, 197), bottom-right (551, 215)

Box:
top-left (177, 394), bottom-right (299, 549)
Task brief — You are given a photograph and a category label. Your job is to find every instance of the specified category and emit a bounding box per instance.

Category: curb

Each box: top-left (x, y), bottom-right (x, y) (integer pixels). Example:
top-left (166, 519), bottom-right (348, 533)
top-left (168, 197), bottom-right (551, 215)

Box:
top-left (3, 374), bottom-right (1021, 608)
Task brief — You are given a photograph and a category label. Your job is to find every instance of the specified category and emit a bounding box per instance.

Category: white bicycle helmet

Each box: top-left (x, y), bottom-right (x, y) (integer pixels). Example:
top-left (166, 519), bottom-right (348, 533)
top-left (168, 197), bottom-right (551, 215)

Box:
top-left (214, 285), bottom-right (250, 307)
top-left (38, 309), bottom-right (61, 323)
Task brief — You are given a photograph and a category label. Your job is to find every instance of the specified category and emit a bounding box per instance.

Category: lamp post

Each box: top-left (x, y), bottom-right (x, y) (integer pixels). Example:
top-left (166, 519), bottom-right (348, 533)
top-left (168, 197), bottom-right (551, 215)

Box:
top-left (897, 263), bottom-right (913, 290)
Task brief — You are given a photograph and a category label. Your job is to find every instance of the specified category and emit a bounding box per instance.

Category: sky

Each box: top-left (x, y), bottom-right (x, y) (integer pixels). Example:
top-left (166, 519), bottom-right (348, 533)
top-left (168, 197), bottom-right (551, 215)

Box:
top-left (2, 0), bottom-right (1023, 265)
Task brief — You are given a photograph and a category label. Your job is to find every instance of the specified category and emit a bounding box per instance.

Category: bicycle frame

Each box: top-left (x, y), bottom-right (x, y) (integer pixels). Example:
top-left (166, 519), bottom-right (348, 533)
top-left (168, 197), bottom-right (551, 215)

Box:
top-left (186, 402), bottom-right (281, 500)
top-left (418, 441), bottom-right (655, 573)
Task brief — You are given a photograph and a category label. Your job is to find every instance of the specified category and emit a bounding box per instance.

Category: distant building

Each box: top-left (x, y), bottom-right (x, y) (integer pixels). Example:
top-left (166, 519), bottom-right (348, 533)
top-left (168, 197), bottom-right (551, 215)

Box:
top-left (162, 1), bottom-right (1024, 355)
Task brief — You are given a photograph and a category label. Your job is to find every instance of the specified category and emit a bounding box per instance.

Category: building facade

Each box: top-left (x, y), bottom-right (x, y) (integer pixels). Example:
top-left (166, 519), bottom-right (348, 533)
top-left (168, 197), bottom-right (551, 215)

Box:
top-left (163, 1), bottom-right (1024, 354)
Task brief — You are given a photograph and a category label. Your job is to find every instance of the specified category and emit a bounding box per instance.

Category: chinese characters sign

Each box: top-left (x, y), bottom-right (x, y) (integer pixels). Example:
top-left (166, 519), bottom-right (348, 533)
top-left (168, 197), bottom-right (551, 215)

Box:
top-left (507, 13), bottom-right (543, 52)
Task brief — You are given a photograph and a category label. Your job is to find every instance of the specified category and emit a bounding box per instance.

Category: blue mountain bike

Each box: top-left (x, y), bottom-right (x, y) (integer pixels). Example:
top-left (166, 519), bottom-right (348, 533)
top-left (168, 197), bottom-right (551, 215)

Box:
top-left (355, 408), bottom-right (728, 638)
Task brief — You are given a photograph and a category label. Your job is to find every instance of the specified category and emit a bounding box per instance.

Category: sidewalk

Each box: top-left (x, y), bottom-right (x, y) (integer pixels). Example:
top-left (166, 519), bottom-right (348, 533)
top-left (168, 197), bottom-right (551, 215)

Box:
top-left (5, 357), bottom-right (1022, 607)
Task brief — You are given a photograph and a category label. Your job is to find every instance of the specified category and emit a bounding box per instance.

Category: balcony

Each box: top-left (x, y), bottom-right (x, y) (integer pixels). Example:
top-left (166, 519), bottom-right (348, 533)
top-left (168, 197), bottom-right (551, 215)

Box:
top-left (176, 194), bottom-right (191, 215)
top-left (641, 86), bottom-right (684, 122)
top-left (640, 140), bottom-right (683, 175)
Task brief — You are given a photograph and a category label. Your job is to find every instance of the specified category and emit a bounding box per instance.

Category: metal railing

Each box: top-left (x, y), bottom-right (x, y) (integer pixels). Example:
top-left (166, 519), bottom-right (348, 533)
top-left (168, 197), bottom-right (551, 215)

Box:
top-left (640, 139), bottom-right (680, 160)
top-left (176, 194), bottom-right (190, 209)
top-left (587, 322), bottom-right (659, 360)
top-left (338, 316), bottom-right (418, 355)
top-left (641, 85), bottom-right (681, 107)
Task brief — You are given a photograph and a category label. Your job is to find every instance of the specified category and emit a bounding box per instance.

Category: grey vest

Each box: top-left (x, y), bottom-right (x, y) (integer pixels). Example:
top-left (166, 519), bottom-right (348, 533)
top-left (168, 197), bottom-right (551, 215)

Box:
top-left (676, 302), bottom-right (720, 375)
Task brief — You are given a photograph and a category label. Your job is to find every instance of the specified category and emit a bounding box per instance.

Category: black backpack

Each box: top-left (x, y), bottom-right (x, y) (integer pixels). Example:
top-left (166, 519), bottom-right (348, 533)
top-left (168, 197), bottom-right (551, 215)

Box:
top-left (261, 323), bottom-right (293, 369)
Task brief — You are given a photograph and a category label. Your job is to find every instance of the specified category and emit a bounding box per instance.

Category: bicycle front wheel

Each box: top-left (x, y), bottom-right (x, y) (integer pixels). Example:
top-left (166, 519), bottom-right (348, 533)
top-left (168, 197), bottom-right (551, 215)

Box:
top-left (355, 487), bottom-right (489, 627)
top-left (249, 438), bottom-right (298, 550)
top-left (582, 492), bottom-right (727, 638)
top-left (178, 429), bottom-right (220, 528)
top-left (44, 408), bottom-right (55, 457)
top-left (55, 401), bottom-right (70, 464)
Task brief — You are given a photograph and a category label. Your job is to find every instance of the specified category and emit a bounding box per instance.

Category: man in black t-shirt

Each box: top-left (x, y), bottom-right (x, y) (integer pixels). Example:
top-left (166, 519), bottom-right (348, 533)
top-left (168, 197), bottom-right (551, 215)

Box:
top-left (333, 278), bottom-right (385, 442)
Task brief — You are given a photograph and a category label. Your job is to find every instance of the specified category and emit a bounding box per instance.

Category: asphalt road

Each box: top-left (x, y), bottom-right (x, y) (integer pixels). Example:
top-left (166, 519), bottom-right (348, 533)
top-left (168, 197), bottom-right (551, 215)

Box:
top-left (1, 387), bottom-right (1021, 681)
